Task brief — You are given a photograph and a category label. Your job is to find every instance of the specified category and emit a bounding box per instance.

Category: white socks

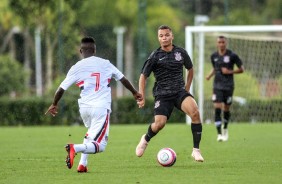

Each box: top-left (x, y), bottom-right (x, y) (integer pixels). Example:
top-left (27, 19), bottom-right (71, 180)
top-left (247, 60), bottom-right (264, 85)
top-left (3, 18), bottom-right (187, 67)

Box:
top-left (74, 143), bottom-right (97, 154)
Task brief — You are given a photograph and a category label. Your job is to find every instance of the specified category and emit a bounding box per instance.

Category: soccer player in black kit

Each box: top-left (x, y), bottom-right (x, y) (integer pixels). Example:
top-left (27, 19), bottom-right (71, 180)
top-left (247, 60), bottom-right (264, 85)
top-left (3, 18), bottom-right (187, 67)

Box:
top-left (136, 25), bottom-right (204, 162)
top-left (206, 36), bottom-right (244, 142)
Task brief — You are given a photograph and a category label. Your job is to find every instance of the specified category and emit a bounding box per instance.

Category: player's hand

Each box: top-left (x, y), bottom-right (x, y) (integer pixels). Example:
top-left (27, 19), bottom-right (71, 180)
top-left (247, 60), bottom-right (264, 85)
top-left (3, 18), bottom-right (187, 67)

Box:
top-left (45, 104), bottom-right (58, 117)
top-left (221, 67), bottom-right (232, 74)
top-left (133, 92), bottom-right (143, 101)
top-left (137, 98), bottom-right (145, 108)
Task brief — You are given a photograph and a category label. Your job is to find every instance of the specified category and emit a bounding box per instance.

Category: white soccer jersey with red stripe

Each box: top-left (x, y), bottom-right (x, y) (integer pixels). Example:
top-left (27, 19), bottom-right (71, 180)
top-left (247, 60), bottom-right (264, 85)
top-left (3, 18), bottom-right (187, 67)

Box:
top-left (60, 56), bottom-right (124, 110)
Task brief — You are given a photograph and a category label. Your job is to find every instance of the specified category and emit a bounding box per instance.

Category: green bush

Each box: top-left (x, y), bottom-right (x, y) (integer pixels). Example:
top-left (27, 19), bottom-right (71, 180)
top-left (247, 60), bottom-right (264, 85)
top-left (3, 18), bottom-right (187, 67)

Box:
top-left (203, 99), bottom-right (282, 123)
top-left (0, 97), bottom-right (79, 126)
top-left (0, 55), bottom-right (28, 96)
top-left (0, 97), bottom-right (280, 126)
top-left (111, 97), bottom-right (185, 124)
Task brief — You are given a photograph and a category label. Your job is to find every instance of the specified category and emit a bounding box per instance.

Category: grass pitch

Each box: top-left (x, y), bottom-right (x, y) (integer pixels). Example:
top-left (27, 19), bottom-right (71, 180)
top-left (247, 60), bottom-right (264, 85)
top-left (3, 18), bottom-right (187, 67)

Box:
top-left (0, 123), bottom-right (281, 184)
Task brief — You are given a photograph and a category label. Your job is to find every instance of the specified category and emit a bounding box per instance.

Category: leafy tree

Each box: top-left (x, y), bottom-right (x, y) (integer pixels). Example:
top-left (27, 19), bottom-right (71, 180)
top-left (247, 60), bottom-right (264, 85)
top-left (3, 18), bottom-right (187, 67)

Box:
top-left (9, 0), bottom-right (80, 93)
top-left (0, 55), bottom-right (27, 96)
top-left (69, 0), bottom-right (185, 85)
top-left (263, 0), bottom-right (282, 22)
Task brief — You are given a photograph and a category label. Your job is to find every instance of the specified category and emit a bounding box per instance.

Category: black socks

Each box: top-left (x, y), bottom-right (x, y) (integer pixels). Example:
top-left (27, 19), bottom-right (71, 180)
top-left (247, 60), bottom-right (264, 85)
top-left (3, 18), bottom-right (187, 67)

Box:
top-left (191, 123), bottom-right (202, 149)
top-left (145, 125), bottom-right (157, 142)
top-left (144, 123), bottom-right (203, 149)
top-left (223, 111), bottom-right (230, 129)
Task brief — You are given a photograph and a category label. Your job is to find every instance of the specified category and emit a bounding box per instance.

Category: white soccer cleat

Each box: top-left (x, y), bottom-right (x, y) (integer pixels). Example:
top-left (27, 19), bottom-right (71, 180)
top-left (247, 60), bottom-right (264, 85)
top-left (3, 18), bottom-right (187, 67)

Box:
top-left (191, 148), bottom-right (204, 162)
top-left (222, 129), bottom-right (229, 141)
top-left (217, 134), bottom-right (224, 142)
top-left (135, 134), bottom-right (148, 157)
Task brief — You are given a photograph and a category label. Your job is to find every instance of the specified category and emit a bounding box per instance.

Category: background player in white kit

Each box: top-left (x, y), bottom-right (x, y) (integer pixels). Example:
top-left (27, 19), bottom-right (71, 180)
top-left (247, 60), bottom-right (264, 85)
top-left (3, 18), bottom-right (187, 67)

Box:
top-left (45, 37), bottom-right (142, 172)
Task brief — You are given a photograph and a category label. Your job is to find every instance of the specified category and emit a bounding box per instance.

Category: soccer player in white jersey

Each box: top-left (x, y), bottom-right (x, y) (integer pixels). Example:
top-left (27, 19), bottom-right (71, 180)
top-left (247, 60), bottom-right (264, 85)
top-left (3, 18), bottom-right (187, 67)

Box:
top-left (45, 37), bottom-right (142, 172)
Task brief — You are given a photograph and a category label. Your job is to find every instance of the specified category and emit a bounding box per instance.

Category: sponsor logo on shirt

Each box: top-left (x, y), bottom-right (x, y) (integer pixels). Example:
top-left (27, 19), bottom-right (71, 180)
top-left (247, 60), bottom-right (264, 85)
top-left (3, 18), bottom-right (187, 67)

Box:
top-left (214, 58), bottom-right (218, 62)
top-left (174, 52), bottom-right (182, 61)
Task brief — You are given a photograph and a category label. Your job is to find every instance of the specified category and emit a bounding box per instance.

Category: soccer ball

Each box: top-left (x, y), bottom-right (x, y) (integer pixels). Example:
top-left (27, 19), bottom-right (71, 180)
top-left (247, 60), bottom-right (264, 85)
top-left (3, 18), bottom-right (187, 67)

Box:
top-left (157, 148), bottom-right (177, 167)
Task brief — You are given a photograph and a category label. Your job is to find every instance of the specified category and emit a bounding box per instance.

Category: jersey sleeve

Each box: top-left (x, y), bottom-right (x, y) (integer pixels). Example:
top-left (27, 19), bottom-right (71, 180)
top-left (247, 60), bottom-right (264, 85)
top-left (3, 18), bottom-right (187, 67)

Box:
top-left (141, 51), bottom-right (156, 77)
top-left (109, 62), bottom-right (124, 81)
top-left (232, 53), bottom-right (243, 68)
top-left (59, 66), bottom-right (77, 90)
top-left (210, 54), bottom-right (215, 67)
top-left (183, 50), bottom-right (193, 70)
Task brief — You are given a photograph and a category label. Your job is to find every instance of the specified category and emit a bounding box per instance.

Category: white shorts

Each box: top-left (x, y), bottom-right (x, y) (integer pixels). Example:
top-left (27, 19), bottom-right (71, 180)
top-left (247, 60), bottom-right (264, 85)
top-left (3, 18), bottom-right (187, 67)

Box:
top-left (79, 107), bottom-right (110, 148)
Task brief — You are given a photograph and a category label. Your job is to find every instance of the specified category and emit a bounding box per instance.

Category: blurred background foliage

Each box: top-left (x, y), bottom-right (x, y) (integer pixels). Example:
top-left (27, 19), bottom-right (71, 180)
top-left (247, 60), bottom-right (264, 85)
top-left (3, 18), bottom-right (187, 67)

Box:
top-left (0, 0), bottom-right (281, 98)
top-left (0, 0), bottom-right (281, 125)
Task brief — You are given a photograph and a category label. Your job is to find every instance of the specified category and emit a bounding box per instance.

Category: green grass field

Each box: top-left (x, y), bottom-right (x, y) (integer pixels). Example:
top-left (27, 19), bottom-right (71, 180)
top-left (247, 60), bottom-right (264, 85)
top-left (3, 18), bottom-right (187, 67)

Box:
top-left (0, 123), bottom-right (281, 184)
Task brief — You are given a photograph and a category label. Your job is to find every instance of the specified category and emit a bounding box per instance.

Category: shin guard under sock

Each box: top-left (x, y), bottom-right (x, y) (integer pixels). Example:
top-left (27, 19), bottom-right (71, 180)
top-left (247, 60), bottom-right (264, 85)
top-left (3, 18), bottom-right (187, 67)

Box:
top-left (191, 123), bottom-right (202, 149)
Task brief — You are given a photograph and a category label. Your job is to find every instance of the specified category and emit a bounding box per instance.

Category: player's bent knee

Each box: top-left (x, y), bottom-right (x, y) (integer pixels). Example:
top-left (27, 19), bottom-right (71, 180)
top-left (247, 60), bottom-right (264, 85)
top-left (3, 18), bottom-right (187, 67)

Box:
top-left (153, 121), bottom-right (166, 132)
top-left (98, 145), bottom-right (106, 153)
top-left (96, 142), bottom-right (107, 153)
top-left (189, 109), bottom-right (200, 122)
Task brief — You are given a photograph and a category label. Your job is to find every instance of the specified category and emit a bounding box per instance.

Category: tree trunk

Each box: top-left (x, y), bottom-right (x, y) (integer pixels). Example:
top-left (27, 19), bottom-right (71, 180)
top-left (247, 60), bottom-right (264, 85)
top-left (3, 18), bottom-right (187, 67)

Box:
top-left (9, 34), bottom-right (16, 60)
top-left (124, 27), bottom-right (134, 95)
top-left (46, 33), bottom-right (53, 91)
top-left (23, 28), bottom-right (31, 91)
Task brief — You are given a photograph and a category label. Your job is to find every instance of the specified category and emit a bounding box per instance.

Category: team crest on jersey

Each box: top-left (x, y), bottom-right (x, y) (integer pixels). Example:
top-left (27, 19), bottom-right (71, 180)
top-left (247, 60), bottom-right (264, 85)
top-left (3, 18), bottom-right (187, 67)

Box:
top-left (223, 56), bottom-right (230, 63)
top-left (174, 52), bottom-right (182, 61)
top-left (154, 100), bottom-right (160, 109)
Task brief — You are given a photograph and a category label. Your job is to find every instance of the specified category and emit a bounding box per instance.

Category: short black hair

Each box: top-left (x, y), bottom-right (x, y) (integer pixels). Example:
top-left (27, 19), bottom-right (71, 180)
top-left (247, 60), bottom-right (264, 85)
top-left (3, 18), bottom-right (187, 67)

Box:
top-left (158, 25), bottom-right (172, 31)
top-left (81, 36), bottom-right (95, 44)
top-left (218, 35), bottom-right (226, 39)
top-left (81, 36), bottom-right (96, 53)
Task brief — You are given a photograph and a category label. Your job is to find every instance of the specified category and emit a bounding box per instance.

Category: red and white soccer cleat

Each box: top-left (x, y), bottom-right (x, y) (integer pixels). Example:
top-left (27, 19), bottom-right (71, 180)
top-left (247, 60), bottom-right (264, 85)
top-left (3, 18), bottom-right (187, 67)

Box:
top-left (65, 144), bottom-right (76, 169)
top-left (77, 164), bottom-right (88, 173)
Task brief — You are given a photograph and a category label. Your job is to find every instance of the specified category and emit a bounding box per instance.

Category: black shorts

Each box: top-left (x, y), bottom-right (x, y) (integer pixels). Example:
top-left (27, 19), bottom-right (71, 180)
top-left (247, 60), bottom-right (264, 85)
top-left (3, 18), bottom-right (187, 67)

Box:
top-left (154, 89), bottom-right (193, 119)
top-left (212, 88), bottom-right (233, 105)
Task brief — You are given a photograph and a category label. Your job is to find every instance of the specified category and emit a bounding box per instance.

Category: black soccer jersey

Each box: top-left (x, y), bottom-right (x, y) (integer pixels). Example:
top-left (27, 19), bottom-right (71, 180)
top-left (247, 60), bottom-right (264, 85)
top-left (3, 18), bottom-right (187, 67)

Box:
top-left (210, 49), bottom-right (243, 90)
top-left (141, 45), bottom-right (193, 97)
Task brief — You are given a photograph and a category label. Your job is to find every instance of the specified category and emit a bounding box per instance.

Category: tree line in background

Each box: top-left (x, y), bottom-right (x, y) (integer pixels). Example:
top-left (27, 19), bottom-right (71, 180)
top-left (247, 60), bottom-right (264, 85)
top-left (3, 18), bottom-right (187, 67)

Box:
top-left (0, 0), bottom-right (281, 98)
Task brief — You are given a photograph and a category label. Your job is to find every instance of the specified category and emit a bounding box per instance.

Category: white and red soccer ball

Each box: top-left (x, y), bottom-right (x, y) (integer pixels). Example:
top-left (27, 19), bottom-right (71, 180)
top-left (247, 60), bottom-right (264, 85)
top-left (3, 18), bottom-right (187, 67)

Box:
top-left (157, 148), bottom-right (177, 167)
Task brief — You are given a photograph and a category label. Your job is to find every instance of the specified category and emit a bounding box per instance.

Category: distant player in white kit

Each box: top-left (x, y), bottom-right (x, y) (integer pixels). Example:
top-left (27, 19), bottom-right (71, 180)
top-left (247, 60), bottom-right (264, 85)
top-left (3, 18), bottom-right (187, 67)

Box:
top-left (45, 37), bottom-right (142, 172)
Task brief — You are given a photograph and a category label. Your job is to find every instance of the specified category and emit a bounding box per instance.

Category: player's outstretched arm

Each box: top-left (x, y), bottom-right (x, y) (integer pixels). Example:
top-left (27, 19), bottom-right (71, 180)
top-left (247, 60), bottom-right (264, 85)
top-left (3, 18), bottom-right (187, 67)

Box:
top-left (45, 87), bottom-right (65, 117)
top-left (137, 74), bottom-right (147, 108)
top-left (206, 69), bottom-right (215, 80)
top-left (120, 77), bottom-right (143, 102)
top-left (185, 68), bottom-right (194, 92)
top-left (234, 65), bottom-right (244, 74)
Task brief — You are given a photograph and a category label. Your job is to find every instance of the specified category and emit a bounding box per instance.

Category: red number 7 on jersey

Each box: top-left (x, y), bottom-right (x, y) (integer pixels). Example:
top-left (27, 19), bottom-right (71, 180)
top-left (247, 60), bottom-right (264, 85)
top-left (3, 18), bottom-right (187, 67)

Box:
top-left (91, 72), bottom-right (100, 91)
